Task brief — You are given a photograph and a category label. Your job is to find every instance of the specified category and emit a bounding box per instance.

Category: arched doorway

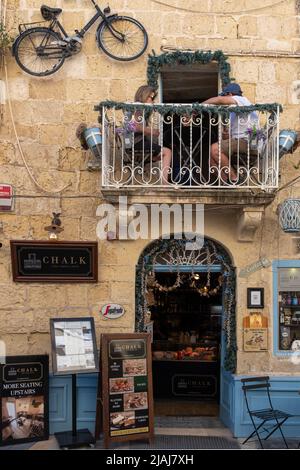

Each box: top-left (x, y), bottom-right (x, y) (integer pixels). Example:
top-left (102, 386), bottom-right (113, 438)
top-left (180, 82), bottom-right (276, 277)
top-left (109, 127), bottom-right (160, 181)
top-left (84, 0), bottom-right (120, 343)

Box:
top-left (135, 236), bottom-right (236, 417)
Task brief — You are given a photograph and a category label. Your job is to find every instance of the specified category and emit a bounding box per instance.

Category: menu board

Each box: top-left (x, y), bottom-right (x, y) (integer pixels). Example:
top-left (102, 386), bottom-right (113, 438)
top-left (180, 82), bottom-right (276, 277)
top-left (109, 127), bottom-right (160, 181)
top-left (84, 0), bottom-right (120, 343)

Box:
top-left (96, 333), bottom-right (153, 448)
top-left (0, 355), bottom-right (49, 446)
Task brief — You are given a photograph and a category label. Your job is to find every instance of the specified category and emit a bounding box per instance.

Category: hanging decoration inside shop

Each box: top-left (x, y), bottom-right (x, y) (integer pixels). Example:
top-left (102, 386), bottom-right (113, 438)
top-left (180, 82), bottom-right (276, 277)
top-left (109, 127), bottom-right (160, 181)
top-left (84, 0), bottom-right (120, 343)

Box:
top-left (0, 355), bottom-right (49, 447)
top-left (12, 2), bottom-right (148, 77)
top-left (243, 313), bottom-right (268, 352)
top-left (10, 240), bottom-right (98, 282)
top-left (278, 199), bottom-right (300, 233)
top-left (135, 237), bottom-right (237, 373)
top-left (149, 270), bottom-right (224, 296)
top-left (147, 243), bottom-right (224, 296)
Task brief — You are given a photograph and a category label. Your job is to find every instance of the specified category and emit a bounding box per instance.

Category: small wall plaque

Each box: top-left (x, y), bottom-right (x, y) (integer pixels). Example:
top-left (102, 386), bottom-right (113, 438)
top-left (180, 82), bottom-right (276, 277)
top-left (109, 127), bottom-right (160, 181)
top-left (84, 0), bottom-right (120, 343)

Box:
top-left (243, 313), bottom-right (268, 351)
top-left (101, 304), bottom-right (125, 320)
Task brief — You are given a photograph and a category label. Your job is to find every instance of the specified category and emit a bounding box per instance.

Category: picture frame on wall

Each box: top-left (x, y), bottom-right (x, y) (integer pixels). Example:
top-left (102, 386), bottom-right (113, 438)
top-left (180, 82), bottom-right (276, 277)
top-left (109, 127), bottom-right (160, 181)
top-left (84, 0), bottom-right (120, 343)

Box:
top-left (247, 288), bottom-right (264, 309)
top-left (50, 318), bottom-right (98, 375)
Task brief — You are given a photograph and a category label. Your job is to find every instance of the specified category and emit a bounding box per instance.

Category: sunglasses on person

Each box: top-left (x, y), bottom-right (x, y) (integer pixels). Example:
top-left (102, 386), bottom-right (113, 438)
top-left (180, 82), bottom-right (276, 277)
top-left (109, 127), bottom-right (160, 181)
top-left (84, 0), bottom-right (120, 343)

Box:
top-left (149, 93), bottom-right (157, 100)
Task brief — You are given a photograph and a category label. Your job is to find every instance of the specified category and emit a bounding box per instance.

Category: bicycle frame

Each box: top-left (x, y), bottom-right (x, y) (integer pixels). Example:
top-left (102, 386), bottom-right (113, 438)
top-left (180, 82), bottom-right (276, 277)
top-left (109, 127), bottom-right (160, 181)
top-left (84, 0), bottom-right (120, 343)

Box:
top-left (51, 0), bottom-right (124, 41)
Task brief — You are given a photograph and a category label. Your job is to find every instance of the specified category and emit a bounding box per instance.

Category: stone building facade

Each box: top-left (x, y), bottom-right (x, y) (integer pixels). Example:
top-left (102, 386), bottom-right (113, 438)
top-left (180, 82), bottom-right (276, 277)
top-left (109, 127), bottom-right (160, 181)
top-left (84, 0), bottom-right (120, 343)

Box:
top-left (1, 0), bottom-right (300, 437)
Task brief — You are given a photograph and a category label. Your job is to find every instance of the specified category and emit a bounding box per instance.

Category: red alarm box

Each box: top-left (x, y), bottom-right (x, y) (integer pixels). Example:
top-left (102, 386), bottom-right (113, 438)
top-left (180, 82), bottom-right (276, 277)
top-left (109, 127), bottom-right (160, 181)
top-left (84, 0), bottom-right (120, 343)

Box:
top-left (0, 184), bottom-right (14, 212)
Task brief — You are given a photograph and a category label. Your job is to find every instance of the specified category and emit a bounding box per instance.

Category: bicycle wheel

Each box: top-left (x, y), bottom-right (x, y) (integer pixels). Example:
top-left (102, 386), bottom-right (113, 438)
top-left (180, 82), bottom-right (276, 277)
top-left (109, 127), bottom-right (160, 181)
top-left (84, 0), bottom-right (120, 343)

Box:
top-left (14, 27), bottom-right (65, 77)
top-left (97, 16), bottom-right (148, 61)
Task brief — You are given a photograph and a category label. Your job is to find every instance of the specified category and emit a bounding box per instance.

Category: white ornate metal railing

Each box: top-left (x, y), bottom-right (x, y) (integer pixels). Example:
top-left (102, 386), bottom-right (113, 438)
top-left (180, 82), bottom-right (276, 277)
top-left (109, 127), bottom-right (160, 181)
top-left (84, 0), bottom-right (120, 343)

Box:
top-left (99, 102), bottom-right (280, 190)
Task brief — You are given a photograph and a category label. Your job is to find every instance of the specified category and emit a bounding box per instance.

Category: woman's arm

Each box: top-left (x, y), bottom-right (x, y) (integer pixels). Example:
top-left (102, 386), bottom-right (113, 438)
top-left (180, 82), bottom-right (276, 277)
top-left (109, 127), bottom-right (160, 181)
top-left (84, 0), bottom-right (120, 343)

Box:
top-left (134, 111), bottom-right (159, 137)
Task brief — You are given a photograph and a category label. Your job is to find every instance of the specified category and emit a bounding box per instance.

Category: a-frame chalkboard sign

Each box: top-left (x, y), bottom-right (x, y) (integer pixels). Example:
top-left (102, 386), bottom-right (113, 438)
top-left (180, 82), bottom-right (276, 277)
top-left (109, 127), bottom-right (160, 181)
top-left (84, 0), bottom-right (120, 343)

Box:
top-left (95, 333), bottom-right (154, 448)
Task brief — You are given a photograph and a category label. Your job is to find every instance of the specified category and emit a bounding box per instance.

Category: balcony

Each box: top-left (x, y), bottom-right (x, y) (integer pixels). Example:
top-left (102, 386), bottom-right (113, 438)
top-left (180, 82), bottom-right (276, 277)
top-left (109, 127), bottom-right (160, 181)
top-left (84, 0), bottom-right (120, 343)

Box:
top-left (96, 101), bottom-right (280, 206)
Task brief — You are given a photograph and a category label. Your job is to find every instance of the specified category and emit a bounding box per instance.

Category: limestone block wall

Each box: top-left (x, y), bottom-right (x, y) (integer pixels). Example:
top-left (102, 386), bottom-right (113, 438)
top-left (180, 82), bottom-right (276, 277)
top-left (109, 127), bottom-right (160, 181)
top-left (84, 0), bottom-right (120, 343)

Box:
top-left (0, 0), bottom-right (300, 373)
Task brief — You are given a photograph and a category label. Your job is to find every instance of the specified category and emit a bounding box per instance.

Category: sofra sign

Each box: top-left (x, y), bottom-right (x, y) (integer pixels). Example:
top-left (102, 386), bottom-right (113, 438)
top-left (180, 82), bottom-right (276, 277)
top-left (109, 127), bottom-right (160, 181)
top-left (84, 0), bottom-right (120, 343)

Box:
top-left (101, 304), bottom-right (125, 320)
top-left (10, 240), bottom-right (98, 282)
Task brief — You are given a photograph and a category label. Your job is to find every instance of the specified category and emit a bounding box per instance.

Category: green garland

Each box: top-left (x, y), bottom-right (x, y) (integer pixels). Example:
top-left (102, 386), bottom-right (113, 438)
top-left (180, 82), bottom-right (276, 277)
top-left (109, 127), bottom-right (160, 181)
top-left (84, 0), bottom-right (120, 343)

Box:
top-left (135, 237), bottom-right (237, 373)
top-left (96, 100), bottom-right (282, 116)
top-left (147, 49), bottom-right (232, 89)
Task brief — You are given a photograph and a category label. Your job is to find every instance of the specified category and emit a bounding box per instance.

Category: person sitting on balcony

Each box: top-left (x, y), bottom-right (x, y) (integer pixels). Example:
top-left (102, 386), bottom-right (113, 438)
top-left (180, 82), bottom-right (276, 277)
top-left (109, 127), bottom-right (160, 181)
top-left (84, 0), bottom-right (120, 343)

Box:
top-left (133, 85), bottom-right (172, 185)
top-left (202, 83), bottom-right (259, 184)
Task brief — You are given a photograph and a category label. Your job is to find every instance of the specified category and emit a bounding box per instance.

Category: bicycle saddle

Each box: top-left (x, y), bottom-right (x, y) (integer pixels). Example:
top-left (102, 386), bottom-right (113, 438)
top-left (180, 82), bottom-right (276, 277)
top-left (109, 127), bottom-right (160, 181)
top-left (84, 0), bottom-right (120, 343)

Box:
top-left (41, 5), bottom-right (62, 20)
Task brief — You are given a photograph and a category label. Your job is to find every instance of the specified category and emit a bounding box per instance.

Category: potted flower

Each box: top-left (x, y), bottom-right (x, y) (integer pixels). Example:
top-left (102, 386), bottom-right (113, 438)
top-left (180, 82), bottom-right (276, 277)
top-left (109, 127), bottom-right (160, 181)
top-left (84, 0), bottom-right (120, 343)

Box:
top-left (246, 124), bottom-right (266, 152)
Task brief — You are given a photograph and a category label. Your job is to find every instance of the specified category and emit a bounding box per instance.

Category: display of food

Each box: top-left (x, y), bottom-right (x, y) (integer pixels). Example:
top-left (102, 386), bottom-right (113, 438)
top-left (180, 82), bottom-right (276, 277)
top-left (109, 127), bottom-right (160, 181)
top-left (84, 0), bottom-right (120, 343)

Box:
top-left (152, 346), bottom-right (217, 361)
top-left (109, 377), bottom-right (134, 394)
top-left (110, 412), bottom-right (135, 428)
top-left (124, 392), bottom-right (148, 410)
top-left (123, 359), bottom-right (147, 376)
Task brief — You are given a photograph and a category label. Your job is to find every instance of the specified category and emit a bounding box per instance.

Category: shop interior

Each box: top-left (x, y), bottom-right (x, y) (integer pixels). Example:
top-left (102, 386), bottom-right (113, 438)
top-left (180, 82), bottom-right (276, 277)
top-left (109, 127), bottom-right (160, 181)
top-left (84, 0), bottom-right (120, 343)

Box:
top-left (149, 270), bottom-right (223, 417)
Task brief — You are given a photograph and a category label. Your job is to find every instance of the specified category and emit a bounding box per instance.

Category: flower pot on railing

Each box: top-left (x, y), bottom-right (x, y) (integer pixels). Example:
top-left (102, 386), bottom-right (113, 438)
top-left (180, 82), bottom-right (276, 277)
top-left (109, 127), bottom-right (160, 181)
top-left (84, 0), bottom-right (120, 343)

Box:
top-left (83, 127), bottom-right (102, 159)
top-left (246, 126), bottom-right (266, 153)
top-left (279, 198), bottom-right (300, 233)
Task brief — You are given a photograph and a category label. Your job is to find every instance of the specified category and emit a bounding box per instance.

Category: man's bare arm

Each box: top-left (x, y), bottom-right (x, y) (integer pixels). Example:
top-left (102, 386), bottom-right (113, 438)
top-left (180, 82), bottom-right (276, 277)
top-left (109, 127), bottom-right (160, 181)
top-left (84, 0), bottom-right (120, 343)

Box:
top-left (201, 96), bottom-right (237, 105)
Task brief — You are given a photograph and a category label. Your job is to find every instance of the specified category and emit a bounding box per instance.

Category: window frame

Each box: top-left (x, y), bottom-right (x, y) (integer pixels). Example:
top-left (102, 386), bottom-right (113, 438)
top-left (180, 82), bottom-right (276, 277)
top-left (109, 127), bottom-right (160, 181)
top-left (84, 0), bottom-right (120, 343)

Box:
top-left (273, 260), bottom-right (300, 355)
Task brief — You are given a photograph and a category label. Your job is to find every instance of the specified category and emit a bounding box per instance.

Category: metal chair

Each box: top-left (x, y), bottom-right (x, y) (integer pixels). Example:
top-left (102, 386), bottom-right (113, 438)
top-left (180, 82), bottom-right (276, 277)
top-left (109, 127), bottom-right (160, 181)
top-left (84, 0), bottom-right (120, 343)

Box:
top-left (241, 376), bottom-right (293, 449)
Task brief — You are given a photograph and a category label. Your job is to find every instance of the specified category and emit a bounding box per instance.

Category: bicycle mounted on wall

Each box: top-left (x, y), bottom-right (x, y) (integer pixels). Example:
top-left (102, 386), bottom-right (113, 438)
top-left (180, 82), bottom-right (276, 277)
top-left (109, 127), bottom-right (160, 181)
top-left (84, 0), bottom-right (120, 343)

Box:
top-left (12, 1), bottom-right (148, 77)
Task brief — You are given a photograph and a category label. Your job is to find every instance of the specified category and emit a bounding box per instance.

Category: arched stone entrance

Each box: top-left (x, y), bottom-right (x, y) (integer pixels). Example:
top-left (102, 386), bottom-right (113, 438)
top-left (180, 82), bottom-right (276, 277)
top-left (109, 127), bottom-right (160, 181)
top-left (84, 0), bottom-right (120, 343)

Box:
top-left (135, 236), bottom-right (237, 373)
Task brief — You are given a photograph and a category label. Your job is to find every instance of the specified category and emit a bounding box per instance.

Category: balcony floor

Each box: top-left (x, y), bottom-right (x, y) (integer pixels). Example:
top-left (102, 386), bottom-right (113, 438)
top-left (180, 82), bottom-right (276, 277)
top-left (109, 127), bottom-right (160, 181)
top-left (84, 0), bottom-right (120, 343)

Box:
top-left (101, 187), bottom-right (276, 206)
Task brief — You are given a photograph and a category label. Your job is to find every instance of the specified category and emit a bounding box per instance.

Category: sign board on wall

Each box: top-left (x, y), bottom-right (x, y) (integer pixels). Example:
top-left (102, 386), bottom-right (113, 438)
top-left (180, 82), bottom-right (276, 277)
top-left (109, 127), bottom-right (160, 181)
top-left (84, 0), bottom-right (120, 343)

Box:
top-left (10, 241), bottom-right (98, 282)
top-left (0, 355), bottom-right (49, 446)
top-left (278, 268), bottom-right (300, 291)
top-left (239, 257), bottom-right (271, 278)
top-left (0, 184), bottom-right (14, 212)
top-left (95, 333), bottom-right (154, 448)
top-left (243, 328), bottom-right (268, 351)
top-left (101, 304), bottom-right (125, 320)
top-left (243, 313), bottom-right (268, 351)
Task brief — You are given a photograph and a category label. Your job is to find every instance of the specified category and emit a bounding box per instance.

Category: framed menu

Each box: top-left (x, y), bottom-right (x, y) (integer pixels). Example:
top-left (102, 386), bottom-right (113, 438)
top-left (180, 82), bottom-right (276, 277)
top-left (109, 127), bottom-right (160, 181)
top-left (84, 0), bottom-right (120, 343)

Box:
top-left (96, 333), bottom-right (154, 448)
top-left (50, 318), bottom-right (98, 375)
top-left (0, 355), bottom-right (49, 446)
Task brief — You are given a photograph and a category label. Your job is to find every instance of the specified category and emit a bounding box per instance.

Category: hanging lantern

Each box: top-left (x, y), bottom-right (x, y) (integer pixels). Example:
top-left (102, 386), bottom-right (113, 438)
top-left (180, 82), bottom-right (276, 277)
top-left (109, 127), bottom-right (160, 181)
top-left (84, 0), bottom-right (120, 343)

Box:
top-left (279, 199), bottom-right (300, 233)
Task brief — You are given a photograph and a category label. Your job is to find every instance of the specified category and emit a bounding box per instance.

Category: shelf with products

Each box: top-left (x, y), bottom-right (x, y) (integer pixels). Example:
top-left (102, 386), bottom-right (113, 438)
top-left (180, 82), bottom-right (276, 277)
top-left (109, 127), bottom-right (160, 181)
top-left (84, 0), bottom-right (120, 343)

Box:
top-left (152, 340), bottom-right (219, 362)
top-left (279, 299), bottom-right (300, 350)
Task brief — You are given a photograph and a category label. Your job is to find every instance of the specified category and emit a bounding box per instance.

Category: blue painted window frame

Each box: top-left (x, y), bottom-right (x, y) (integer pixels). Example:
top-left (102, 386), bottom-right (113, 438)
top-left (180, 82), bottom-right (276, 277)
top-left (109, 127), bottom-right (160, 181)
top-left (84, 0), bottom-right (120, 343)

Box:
top-left (273, 260), bottom-right (300, 355)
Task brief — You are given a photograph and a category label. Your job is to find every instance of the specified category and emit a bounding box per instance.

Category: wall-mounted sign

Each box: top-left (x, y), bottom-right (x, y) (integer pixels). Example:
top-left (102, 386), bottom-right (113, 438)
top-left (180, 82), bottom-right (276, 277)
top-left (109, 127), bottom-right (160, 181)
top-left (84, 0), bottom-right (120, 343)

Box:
top-left (243, 313), bottom-right (268, 351)
top-left (239, 257), bottom-right (271, 278)
top-left (243, 328), bottom-right (268, 351)
top-left (172, 374), bottom-right (217, 397)
top-left (278, 267), bottom-right (300, 291)
top-left (101, 304), bottom-right (125, 320)
top-left (0, 355), bottom-right (49, 446)
top-left (95, 333), bottom-right (154, 449)
top-left (0, 184), bottom-right (14, 212)
top-left (247, 288), bottom-right (264, 309)
top-left (10, 241), bottom-right (98, 282)
top-left (50, 318), bottom-right (98, 375)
